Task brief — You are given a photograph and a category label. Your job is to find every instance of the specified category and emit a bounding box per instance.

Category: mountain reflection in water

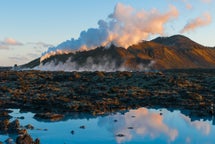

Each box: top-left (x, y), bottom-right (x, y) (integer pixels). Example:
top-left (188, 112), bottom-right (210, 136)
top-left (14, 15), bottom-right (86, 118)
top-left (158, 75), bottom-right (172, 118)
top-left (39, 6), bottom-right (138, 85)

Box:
top-left (1, 108), bottom-right (215, 144)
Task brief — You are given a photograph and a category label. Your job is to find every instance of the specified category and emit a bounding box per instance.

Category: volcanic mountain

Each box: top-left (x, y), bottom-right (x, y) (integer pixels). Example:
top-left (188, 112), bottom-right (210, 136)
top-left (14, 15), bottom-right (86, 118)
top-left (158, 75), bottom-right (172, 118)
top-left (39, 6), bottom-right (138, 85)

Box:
top-left (21, 35), bottom-right (215, 71)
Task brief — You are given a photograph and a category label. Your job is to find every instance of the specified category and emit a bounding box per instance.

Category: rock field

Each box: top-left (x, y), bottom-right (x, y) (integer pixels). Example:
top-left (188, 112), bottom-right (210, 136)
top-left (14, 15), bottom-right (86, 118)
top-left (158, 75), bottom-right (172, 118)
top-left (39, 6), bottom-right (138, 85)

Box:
top-left (1, 69), bottom-right (215, 143)
top-left (0, 69), bottom-right (214, 117)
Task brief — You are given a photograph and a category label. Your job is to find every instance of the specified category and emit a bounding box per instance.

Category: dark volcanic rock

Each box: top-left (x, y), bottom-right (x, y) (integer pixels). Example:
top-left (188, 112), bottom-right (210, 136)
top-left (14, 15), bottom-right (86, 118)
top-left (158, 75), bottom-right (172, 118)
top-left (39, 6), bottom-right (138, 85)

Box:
top-left (16, 134), bottom-right (40, 144)
top-left (0, 119), bottom-right (10, 133)
top-left (34, 113), bottom-right (64, 121)
top-left (0, 69), bottom-right (215, 120)
top-left (0, 119), bottom-right (20, 134)
top-left (0, 109), bottom-right (12, 120)
top-left (8, 119), bottom-right (20, 133)
top-left (0, 117), bottom-right (39, 144)
top-left (24, 124), bottom-right (34, 130)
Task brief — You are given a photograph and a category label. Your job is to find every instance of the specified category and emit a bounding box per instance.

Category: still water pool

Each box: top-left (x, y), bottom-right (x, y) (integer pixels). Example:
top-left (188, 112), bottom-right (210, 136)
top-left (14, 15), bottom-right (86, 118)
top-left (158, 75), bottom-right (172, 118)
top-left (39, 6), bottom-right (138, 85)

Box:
top-left (1, 108), bottom-right (215, 144)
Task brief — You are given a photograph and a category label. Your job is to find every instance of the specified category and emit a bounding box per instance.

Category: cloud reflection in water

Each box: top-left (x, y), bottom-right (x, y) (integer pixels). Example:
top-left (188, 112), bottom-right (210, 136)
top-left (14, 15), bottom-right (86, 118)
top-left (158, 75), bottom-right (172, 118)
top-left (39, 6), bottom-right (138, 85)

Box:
top-left (181, 114), bottom-right (211, 135)
top-left (98, 108), bottom-right (178, 143)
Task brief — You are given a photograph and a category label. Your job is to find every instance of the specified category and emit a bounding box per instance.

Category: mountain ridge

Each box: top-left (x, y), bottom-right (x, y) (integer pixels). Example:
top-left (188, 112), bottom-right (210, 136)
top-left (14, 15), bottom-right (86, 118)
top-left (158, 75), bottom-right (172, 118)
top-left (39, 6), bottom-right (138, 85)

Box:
top-left (21, 35), bottom-right (215, 71)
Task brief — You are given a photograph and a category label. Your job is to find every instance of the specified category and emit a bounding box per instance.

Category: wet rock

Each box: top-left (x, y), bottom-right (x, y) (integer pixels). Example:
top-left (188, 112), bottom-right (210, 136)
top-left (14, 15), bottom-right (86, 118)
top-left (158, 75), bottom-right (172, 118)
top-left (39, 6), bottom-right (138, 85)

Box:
top-left (116, 134), bottom-right (125, 137)
top-left (25, 124), bottom-right (34, 130)
top-left (0, 110), bottom-right (12, 120)
top-left (0, 119), bottom-right (26, 136)
top-left (0, 119), bottom-right (10, 133)
top-left (34, 138), bottom-right (40, 144)
top-left (34, 113), bottom-right (64, 121)
top-left (80, 125), bottom-right (85, 129)
top-left (8, 119), bottom-right (20, 133)
top-left (71, 130), bottom-right (75, 135)
top-left (18, 129), bottom-right (28, 135)
top-left (16, 134), bottom-right (33, 144)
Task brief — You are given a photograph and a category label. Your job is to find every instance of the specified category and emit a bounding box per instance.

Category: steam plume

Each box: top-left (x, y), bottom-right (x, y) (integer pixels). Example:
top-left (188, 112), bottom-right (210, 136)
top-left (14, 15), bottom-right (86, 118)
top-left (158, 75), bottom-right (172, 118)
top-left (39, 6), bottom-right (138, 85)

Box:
top-left (180, 13), bottom-right (212, 33)
top-left (34, 57), bottom-right (156, 72)
top-left (41, 3), bottom-right (178, 62)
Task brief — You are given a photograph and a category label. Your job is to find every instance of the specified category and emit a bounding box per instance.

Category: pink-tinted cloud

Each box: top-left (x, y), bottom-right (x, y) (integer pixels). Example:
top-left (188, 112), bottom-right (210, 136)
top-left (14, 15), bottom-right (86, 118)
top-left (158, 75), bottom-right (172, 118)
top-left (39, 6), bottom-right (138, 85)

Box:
top-left (108, 4), bottom-right (179, 48)
top-left (186, 3), bottom-right (193, 9)
top-left (0, 38), bottom-right (23, 50)
top-left (180, 13), bottom-right (212, 33)
top-left (201, 0), bottom-right (212, 3)
top-left (4, 38), bottom-right (23, 45)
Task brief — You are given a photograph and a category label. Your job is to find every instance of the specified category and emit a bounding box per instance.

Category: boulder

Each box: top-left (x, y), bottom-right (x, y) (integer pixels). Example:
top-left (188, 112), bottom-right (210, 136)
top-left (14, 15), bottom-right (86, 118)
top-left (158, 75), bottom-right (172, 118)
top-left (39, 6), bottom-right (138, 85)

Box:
top-left (16, 134), bottom-right (33, 144)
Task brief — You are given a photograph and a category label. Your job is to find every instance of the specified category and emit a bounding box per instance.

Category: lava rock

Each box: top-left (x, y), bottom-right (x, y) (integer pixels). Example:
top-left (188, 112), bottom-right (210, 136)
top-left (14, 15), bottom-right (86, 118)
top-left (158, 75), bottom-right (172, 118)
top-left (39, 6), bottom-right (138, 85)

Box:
top-left (16, 134), bottom-right (33, 144)
top-left (34, 113), bottom-right (64, 121)
top-left (25, 124), bottom-right (34, 130)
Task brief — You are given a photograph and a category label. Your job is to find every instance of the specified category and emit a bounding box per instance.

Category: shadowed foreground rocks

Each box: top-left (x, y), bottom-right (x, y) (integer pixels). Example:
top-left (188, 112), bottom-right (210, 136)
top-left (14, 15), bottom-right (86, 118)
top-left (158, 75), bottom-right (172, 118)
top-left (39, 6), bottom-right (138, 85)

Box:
top-left (0, 110), bottom-right (39, 144)
top-left (0, 69), bottom-right (215, 120)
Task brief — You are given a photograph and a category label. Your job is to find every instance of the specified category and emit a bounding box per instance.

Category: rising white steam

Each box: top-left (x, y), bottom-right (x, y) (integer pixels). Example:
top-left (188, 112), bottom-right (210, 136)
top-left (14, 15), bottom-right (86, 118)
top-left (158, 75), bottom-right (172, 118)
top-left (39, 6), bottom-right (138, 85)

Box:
top-left (41, 3), bottom-right (178, 62)
top-left (34, 56), bottom-right (156, 72)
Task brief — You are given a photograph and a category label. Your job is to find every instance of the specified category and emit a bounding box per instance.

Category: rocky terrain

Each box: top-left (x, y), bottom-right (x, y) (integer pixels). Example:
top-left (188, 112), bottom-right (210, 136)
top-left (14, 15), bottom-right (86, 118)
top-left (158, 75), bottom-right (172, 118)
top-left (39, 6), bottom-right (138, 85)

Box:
top-left (0, 67), bottom-right (12, 71)
top-left (0, 69), bottom-right (215, 143)
top-left (0, 69), bottom-right (215, 117)
top-left (0, 109), bottom-right (39, 144)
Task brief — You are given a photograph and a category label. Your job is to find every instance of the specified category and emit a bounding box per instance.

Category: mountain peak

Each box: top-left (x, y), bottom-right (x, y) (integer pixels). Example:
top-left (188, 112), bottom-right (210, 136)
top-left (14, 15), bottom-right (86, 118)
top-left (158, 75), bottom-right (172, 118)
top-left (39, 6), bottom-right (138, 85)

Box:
top-left (151, 34), bottom-right (202, 48)
top-left (152, 35), bottom-right (190, 42)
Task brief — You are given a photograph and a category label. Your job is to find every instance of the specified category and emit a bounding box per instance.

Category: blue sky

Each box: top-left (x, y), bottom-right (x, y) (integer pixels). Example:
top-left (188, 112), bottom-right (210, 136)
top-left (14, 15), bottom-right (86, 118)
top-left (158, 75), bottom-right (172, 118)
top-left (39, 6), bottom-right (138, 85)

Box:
top-left (0, 0), bottom-right (214, 66)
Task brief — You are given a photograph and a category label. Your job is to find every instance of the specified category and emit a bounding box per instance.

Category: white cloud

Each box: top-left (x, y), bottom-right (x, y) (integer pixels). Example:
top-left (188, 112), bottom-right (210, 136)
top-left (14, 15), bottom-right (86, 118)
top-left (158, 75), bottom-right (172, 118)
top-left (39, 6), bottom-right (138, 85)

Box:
top-left (28, 42), bottom-right (54, 48)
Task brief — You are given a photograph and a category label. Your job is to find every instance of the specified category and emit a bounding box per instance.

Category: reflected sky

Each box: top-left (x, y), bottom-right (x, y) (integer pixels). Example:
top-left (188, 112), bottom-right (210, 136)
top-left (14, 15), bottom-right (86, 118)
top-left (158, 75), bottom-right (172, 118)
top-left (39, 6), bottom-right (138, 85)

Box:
top-left (1, 108), bottom-right (215, 144)
top-left (98, 108), bottom-right (178, 143)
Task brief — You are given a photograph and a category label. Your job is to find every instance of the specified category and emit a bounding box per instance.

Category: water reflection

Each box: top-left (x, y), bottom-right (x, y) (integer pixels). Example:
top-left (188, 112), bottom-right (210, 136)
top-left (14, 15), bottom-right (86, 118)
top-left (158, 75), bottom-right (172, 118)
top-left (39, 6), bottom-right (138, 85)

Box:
top-left (1, 108), bottom-right (215, 144)
top-left (181, 114), bottom-right (211, 135)
top-left (98, 108), bottom-right (178, 143)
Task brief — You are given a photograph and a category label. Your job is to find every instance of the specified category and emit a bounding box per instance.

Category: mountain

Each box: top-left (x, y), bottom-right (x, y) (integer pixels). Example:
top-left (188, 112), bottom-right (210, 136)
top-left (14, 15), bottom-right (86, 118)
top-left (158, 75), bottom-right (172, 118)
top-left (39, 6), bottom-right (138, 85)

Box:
top-left (21, 35), bottom-right (215, 71)
top-left (128, 35), bottom-right (215, 69)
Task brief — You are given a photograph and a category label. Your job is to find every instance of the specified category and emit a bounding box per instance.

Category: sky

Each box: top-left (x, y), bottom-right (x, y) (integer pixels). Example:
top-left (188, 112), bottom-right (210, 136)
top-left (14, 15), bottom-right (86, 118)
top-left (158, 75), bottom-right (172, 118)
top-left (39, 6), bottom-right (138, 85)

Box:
top-left (0, 0), bottom-right (215, 66)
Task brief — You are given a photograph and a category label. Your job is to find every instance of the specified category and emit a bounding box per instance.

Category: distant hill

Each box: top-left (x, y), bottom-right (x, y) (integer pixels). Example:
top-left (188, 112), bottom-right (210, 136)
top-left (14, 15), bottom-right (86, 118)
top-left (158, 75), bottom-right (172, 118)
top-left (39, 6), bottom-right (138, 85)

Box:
top-left (0, 66), bottom-right (12, 71)
top-left (21, 35), bottom-right (215, 71)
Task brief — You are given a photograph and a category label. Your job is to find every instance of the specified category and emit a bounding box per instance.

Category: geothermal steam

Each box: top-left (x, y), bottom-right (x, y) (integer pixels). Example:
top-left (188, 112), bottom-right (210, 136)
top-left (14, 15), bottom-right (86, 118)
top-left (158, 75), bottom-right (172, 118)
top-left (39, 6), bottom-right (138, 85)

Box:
top-left (41, 3), bottom-right (178, 62)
